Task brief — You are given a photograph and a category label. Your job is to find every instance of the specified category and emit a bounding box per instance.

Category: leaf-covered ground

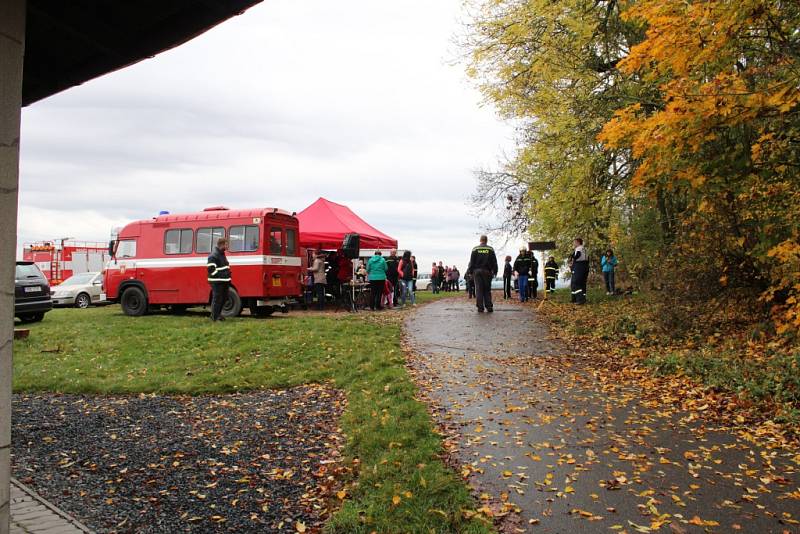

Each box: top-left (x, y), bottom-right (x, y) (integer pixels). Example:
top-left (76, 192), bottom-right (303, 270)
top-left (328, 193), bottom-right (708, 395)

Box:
top-left (545, 288), bottom-right (800, 441)
top-left (406, 295), bottom-right (800, 533)
top-left (12, 298), bottom-right (485, 533)
top-left (12, 387), bottom-right (346, 533)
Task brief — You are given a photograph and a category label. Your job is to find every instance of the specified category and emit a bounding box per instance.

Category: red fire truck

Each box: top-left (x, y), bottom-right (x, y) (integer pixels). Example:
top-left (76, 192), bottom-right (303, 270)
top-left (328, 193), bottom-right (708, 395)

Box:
top-left (104, 206), bottom-right (303, 317)
top-left (23, 240), bottom-right (110, 286)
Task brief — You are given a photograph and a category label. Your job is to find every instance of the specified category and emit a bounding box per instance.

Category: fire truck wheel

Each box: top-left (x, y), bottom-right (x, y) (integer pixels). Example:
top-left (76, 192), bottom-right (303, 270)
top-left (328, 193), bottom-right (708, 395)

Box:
top-left (249, 303), bottom-right (274, 317)
top-left (75, 293), bottom-right (91, 309)
top-left (221, 287), bottom-right (243, 318)
top-left (121, 286), bottom-right (148, 316)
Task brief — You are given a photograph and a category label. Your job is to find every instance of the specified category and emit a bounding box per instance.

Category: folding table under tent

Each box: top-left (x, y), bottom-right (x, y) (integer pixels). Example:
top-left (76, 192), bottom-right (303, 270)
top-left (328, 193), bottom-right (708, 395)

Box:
top-left (296, 197), bottom-right (398, 252)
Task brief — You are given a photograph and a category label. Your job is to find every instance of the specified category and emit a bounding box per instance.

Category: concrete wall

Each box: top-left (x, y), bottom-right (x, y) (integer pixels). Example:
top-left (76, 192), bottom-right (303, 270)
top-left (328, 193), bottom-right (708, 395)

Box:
top-left (0, 1), bottom-right (25, 532)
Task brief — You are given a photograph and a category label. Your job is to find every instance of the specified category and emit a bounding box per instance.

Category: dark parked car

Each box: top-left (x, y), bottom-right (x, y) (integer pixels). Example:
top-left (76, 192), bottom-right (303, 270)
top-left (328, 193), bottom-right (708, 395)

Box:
top-left (14, 261), bottom-right (52, 323)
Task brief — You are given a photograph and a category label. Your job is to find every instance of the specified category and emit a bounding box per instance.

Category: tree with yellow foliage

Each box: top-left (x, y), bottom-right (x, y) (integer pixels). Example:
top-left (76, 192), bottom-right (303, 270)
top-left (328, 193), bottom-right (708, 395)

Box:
top-left (599, 0), bottom-right (800, 332)
top-left (467, 0), bottom-right (800, 334)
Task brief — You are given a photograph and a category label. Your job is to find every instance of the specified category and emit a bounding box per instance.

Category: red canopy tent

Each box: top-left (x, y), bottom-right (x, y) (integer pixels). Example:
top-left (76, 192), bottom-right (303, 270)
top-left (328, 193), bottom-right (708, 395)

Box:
top-left (297, 197), bottom-right (398, 250)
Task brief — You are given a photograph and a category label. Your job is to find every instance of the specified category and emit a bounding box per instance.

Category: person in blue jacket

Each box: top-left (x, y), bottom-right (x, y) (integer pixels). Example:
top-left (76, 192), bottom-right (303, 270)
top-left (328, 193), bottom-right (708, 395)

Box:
top-left (601, 248), bottom-right (618, 295)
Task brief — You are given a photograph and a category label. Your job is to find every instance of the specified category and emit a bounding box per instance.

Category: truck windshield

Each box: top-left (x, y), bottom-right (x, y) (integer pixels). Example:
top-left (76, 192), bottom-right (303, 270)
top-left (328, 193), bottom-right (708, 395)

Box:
top-left (117, 240), bottom-right (136, 258)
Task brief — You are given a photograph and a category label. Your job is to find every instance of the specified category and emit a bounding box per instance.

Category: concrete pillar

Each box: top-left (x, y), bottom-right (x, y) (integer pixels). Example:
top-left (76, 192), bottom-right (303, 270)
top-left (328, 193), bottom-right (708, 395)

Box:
top-left (0, 1), bottom-right (25, 533)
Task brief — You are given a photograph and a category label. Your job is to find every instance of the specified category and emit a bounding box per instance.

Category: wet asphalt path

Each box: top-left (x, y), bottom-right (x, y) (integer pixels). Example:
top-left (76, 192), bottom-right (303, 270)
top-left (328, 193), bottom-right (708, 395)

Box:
top-left (405, 296), bottom-right (800, 533)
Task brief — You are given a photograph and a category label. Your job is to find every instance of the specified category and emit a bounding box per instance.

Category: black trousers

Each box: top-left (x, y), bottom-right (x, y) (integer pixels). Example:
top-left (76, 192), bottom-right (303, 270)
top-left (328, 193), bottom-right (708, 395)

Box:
top-left (210, 282), bottom-right (230, 320)
top-left (314, 283), bottom-right (326, 310)
top-left (571, 262), bottom-right (588, 303)
top-left (474, 269), bottom-right (493, 311)
top-left (503, 276), bottom-right (511, 299)
top-left (546, 277), bottom-right (556, 292)
top-left (369, 280), bottom-right (384, 310)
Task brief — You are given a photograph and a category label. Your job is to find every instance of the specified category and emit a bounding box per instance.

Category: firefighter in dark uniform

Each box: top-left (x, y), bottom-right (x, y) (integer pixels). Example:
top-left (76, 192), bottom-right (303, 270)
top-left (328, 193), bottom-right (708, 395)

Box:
top-left (544, 256), bottom-right (558, 293)
top-left (207, 237), bottom-right (231, 321)
top-left (467, 235), bottom-right (498, 313)
top-left (570, 238), bottom-right (589, 304)
top-left (529, 252), bottom-right (539, 300)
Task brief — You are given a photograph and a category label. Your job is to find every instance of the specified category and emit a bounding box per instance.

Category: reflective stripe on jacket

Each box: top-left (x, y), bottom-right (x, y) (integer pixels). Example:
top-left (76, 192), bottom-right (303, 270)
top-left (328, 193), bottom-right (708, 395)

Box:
top-left (207, 247), bottom-right (231, 283)
top-left (544, 261), bottom-right (558, 280)
top-left (468, 245), bottom-right (498, 275)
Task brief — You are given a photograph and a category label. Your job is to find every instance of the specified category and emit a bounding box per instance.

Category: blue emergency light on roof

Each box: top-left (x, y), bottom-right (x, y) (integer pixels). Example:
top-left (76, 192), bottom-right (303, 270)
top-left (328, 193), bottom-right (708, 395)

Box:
top-left (158, 210), bottom-right (170, 215)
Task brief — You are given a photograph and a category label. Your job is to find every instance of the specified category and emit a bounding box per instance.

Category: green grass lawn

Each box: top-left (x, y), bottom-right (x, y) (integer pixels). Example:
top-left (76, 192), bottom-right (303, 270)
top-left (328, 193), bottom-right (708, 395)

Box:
top-left (13, 303), bottom-right (488, 533)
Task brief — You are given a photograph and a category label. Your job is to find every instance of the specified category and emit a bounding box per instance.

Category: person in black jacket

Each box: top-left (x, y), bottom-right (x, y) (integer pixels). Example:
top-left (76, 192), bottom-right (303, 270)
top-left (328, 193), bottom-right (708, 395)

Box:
top-left (570, 238), bottom-right (589, 304)
top-left (411, 255), bottom-right (418, 292)
top-left (467, 235), bottom-right (498, 312)
top-left (544, 256), bottom-right (558, 293)
top-left (386, 250), bottom-right (400, 302)
top-left (207, 238), bottom-right (231, 321)
top-left (399, 250), bottom-right (416, 306)
top-left (502, 256), bottom-right (512, 299)
top-left (528, 253), bottom-right (539, 300)
top-left (513, 249), bottom-right (532, 303)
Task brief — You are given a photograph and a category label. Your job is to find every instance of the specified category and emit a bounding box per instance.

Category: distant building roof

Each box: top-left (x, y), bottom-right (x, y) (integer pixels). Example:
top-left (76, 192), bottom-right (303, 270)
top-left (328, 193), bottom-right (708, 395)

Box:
top-left (22, 0), bottom-right (262, 106)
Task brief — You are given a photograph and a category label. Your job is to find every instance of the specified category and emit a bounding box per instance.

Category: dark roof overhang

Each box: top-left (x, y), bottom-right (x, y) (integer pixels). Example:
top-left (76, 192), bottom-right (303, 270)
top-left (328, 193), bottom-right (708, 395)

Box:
top-left (22, 0), bottom-right (262, 106)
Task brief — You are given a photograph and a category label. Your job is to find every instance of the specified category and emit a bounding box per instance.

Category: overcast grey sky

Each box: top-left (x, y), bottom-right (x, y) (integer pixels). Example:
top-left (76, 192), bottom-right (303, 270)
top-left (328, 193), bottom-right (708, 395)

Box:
top-left (18, 0), bottom-right (520, 269)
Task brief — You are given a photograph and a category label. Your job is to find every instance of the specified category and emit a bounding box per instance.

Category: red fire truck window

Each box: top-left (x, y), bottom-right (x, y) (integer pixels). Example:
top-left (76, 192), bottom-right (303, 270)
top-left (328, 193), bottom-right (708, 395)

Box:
top-left (229, 225), bottom-right (259, 252)
top-left (196, 227), bottom-right (225, 254)
top-left (165, 229), bottom-right (193, 255)
top-left (269, 227), bottom-right (283, 255)
top-left (286, 229), bottom-right (297, 255)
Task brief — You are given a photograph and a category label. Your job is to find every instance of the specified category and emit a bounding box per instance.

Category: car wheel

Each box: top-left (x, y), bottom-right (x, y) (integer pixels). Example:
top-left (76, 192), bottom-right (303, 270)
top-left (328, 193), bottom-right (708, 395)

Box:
top-left (221, 287), bottom-right (243, 318)
top-left (18, 312), bottom-right (45, 323)
top-left (75, 292), bottom-right (91, 309)
top-left (120, 286), bottom-right (148, 316)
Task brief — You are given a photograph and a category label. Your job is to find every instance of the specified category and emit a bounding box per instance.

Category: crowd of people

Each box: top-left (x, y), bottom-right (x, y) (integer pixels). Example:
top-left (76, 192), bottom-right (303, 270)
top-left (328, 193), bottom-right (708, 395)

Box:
top-left (429, 262), bottom-right (461, 293)
top-left (300, 238), bottom-right (621, 312)
top-left (204, 234), bottom-right (620, 320)
top-left (360, 250), bottom-right (418, 310)
top-left (206, 235), bottom-right (621, 319)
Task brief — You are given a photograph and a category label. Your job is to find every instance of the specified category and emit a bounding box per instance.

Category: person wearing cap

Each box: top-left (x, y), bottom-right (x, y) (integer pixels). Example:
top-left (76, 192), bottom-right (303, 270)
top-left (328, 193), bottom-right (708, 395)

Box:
top-left (467, 235), bottom-right (498, 312)
top-left (207, 237), bottom-right (231, 321)
top-left (513, 248), bottom-right (532, 303)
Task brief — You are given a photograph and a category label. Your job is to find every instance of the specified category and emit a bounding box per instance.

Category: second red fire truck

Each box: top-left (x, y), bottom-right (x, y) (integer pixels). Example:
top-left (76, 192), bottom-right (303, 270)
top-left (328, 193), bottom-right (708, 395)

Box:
top-left (104, 206), bottom-right (303, 317)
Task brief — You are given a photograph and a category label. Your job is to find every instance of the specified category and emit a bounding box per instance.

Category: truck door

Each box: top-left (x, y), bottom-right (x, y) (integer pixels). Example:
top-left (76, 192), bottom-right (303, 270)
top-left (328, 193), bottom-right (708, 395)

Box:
top-left (150, 228), bottom-right (193, 303)
top-left (266, 226), bottom-right (287, 296)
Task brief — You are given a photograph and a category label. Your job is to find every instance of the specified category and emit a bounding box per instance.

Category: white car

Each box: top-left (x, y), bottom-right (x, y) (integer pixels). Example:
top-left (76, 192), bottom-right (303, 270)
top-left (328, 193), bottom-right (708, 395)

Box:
top-left (416, 273), bottom-right (433, 291)
top-left (51, 272), bottom-right (106, 308)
